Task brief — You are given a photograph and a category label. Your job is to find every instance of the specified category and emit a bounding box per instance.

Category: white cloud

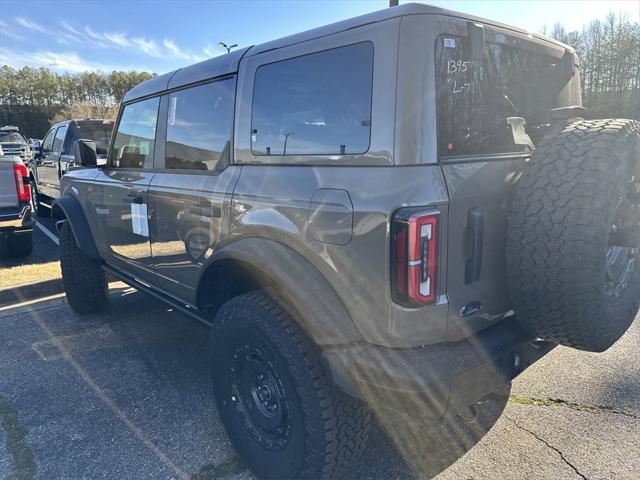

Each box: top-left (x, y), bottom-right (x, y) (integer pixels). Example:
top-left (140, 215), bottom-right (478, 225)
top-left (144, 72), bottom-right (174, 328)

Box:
top-left (131, 37), bottom-right (161, 57)
top-left (0, 20), bottom-right (24, 41)
top-left (84, 26), bottom-right (109, 47)
top-left (104, 32), bottom-right (131, 48)
top-left (0, 47), bottom-right (112, 73)
top-left (163, 38), bottom-right (203, 62)
top-left (15, 17), bottom-right (47, 33)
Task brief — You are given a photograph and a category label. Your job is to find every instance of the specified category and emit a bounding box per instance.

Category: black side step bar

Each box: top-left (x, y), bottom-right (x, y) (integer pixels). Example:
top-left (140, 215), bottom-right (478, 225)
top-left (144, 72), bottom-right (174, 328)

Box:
top-left (102, 264), bottom-right (212, 328)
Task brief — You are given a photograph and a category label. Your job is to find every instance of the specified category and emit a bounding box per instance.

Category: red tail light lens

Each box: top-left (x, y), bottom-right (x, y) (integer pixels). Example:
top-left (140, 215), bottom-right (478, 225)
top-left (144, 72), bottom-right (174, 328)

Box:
top-left (13, 163), bottom-right (31, 203)
top-left (392, 208), bottom-right (439, 306)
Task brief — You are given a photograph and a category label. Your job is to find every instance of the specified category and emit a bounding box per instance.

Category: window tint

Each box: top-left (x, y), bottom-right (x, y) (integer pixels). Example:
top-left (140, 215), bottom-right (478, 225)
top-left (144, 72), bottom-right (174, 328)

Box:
top-left (0, 132), bottom-right (26, 144)
top-left (165, 78), bottom-right (235, 171)
top-left (53, 125), bottom-right (67, 153)
top-left (110, 97), bottom-right (160, 169)
top-left (436, 35), bottom-right (565, 157)
top-left (42, 129), bottom-right (56, 152)
top-left (70, 123), bottom-right (113, 155)
top-left (251, 42), bottom-right (373, 156)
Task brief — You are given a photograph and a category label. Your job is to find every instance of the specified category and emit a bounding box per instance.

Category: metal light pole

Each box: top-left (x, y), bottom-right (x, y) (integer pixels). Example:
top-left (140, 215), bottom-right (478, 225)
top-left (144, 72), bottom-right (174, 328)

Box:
top-left (218, 42), bottom-right (238, 54)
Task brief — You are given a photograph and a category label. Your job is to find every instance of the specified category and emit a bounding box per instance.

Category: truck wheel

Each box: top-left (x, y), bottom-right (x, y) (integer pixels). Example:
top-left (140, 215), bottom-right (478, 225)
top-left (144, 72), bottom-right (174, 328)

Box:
top-left (59, 221), bottom-right (108, 314)
top-left (209, 291), bottom-right (371, 479)
top-left (507, 119), bottom-right (640, 352)
top-left (30, 180), bottom-right (50, 217)
top-left (1, 232), bottom-right (32, 258)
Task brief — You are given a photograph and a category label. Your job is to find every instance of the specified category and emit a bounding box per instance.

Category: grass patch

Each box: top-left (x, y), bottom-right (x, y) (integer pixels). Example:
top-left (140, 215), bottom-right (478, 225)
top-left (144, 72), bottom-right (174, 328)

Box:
top-left (0, 261), bottom-right (61, 289)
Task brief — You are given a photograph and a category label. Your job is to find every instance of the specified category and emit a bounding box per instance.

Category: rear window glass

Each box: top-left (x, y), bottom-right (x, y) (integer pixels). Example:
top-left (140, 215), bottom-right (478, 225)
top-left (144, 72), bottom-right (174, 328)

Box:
top-left (435, 34), bottom-right (566, 157)
top-left (69, 124), bottom-right (113, 155)
top-left (0, 132), bottom-right (25, 144)
top-left (251, 42), bottom-right (373, 156)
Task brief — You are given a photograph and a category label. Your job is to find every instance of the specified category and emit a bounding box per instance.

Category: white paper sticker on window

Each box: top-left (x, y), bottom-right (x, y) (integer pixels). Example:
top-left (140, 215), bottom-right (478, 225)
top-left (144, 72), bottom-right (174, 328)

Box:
top-left (168, 96), bottom-right (177, 126)
top-left (131, 203), bottom-right (149, 237)
top-left (444, 37), bottom-right (456, 49)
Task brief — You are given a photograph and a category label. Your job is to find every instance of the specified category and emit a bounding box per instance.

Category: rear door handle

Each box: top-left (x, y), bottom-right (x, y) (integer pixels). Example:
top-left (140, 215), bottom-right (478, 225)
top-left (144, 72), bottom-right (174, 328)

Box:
top-left (125, 192), bottom-right (144, 204)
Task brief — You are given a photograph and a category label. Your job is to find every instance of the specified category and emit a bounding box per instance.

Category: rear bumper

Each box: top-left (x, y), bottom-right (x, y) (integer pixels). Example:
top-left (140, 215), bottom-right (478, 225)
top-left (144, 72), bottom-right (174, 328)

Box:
top-left (323, 317), bottom-right (554, 420)
top-left (0, 205), bottom-right (33, 233)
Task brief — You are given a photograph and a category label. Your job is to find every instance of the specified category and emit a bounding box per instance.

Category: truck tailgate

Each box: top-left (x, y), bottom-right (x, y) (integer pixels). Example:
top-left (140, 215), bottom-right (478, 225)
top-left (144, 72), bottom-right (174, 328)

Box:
top-left (0, 156), bottom-right (18, 209)
top-left (443, 156), bottom-right (528, 341)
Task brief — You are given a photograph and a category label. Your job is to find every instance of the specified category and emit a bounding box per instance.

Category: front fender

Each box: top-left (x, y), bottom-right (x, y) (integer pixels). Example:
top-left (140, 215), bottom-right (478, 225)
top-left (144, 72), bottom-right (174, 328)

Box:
top-left (200, 238), bottom-right (363, 346)
top-left (53, 195), bottom-right (101, 260)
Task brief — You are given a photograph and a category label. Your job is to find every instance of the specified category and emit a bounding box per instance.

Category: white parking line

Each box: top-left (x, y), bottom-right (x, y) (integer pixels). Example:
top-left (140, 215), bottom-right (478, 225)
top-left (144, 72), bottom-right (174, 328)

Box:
top-left (35, 221), bottom-right (59, 246)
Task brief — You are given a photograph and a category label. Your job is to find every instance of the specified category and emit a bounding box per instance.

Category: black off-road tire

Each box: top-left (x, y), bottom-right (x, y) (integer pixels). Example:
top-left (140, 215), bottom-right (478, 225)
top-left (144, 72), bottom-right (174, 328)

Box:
top-left (59, 221), bottom-right (108, 314)
top-left (507, 119), bottom-right (640, 352)
top-left (209, 291), bottom-right (371, 479)
top-left (0, 232), bottom-right (32, 258)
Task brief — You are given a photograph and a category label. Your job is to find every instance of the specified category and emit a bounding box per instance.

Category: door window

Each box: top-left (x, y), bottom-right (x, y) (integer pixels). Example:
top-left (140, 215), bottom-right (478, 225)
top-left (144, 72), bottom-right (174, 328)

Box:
top-left (52, 125), bottom-right (68, 153)
top-left (110, 97), bottom-right (160, 169)
top-left (42, 128), bottom-right (56, 153)
top-left (251, 42), bottom-right (374, 156)
top-left (165, 77), bottom-right (235, 171)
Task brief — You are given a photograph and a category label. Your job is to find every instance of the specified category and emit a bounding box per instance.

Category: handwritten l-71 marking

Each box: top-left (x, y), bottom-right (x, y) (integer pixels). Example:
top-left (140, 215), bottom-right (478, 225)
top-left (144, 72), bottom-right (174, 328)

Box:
top-left (452, 80), bottom-right (472, 94)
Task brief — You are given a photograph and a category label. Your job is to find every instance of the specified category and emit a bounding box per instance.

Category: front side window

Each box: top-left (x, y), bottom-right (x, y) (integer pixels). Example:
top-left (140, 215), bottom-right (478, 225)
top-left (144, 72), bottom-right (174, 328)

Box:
top-left (52, 125), bottom-right (68, 153)
top-left (165, 77), bottom-right (235, 171)
top-left (42, 129), bottom-right (56, 153)
top-left (251, 42), bottom-right (373, 156)
top-left (110, 97), bottom-right (160, 169)
top-left (436, 35), bottom-right (567, 157)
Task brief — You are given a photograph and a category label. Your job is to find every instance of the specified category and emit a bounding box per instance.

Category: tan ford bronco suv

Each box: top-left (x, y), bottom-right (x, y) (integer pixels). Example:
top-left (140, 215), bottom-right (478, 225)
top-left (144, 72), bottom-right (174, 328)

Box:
top-left (52, 3), bottom-right (640, 478)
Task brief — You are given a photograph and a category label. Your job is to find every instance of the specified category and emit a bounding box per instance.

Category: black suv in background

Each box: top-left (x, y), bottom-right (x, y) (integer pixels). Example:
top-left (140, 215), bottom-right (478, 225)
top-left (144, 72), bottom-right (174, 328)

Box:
top-left (30, 119), bottom-right (113, 216)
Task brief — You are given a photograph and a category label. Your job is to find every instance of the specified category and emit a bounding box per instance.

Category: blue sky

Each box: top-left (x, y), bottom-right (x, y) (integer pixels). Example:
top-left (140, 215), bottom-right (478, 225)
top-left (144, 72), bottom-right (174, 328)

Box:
top-left (1, 0), bottom-right (638, 73)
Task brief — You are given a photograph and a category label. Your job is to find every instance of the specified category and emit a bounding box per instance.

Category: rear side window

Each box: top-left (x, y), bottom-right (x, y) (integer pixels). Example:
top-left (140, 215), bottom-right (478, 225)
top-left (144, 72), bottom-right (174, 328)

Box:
top-left (165, 77), bottom-right (235, 171)
top-left (70, 123), bottom-right (113, 155)
top-left (110, 97), bottom-right (160, 169)
top-left (251, 42), bottom-right (374, 156)
top-left (52, 125), bottom-right (67, 153)
top-left (435, 35), bottom-right (565, 157)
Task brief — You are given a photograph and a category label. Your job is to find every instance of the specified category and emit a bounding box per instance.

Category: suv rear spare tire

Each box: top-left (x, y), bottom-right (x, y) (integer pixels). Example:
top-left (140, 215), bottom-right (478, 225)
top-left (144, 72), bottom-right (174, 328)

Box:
top-left (60, 221), bottom-right (108, 314)
top-left (209, 291), bottom-right (371, 479)
top-left (507, 119), bottom-right (640, 352)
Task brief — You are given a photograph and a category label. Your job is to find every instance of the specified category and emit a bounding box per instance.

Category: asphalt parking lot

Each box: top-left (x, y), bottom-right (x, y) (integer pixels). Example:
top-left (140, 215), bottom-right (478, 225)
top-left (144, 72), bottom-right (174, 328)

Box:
top-left (0, 277), bottom-right (638, 479)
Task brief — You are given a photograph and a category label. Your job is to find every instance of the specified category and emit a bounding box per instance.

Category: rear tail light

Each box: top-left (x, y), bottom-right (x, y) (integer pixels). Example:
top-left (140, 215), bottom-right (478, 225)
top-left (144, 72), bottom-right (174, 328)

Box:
top-left (391, 208), bottom-right (439, 306)
top-left (13, 163), bottom-right (31, 203)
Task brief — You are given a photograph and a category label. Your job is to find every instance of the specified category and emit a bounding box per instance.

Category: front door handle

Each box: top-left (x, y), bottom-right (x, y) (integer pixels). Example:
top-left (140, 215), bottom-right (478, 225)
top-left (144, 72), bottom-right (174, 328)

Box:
top-left (125, 192), bottom-right (144, 204)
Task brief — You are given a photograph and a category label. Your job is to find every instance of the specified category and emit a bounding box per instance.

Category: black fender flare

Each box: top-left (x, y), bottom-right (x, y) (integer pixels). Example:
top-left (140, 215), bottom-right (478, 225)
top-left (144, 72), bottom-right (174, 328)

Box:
top-left (199, 238), bottom-right (363, 346)
top-left (53, 196), bottom-right (101, 260)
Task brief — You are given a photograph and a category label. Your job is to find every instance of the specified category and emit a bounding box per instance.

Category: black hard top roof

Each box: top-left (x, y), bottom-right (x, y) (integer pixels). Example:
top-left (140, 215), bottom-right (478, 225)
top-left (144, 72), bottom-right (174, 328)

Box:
top-left (123, 3), bottom-right (569, 103)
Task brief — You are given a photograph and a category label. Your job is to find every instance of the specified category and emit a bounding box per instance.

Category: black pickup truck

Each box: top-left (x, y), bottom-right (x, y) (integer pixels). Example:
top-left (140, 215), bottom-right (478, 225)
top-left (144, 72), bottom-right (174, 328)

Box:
top-left (30, 119), bottom-right (113, 216)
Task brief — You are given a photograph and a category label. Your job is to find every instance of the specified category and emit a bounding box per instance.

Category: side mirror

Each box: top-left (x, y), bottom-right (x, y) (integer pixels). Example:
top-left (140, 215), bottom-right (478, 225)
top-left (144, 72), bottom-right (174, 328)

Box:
top-left (74, 139), bottom-right (99, 167)
top-left (32, 139), bottom-right (42, 158)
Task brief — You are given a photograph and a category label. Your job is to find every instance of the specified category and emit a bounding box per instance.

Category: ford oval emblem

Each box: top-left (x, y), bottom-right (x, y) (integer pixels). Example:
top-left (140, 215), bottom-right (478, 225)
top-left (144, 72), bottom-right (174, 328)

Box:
top-left (459, 301), bottom-right (482, 317)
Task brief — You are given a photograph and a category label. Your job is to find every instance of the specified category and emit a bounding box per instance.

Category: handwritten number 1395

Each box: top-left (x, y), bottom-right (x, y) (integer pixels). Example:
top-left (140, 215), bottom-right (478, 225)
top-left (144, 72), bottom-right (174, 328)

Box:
top-left (447, 60), bottom-right (471, 74)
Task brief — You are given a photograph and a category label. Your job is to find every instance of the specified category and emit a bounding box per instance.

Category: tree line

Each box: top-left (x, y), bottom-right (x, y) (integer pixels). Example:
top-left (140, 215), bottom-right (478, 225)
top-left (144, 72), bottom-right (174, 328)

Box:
top-left (0, 11), bottom-right (638, 138)
top-left (0, 67), bottom-right (154, 137)
top-left (548, 12), bottom-right (639, 120)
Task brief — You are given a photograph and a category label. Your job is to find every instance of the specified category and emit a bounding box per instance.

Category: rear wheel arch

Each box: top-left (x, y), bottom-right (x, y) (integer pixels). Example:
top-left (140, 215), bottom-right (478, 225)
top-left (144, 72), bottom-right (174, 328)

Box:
top-left (196, 238), bottom-right (363, 346)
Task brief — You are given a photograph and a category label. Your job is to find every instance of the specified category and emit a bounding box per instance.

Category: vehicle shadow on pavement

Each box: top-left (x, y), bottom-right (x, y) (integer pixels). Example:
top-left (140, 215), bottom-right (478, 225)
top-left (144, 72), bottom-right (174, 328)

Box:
top-left (1, 287), bottom-right (507, 480)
